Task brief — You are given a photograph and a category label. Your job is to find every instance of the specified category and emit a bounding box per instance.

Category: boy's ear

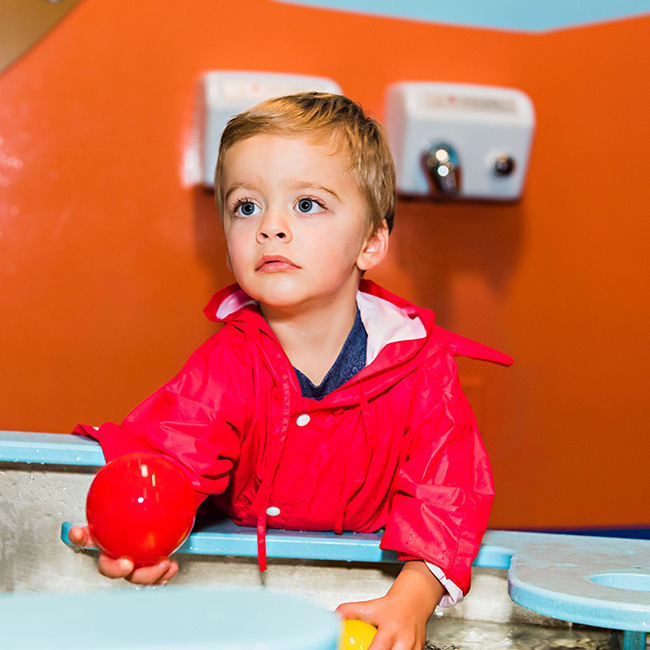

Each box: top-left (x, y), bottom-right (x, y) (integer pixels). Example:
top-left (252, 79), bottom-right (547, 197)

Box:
top-left (357, 220), bottom-right (389, 272)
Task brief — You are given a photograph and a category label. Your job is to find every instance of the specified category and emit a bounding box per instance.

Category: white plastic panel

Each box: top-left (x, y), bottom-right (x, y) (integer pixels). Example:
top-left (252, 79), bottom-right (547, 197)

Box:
top-left (200, 71), bottom-right (341, 186)
top-left (384, 82), bottom-right (535, 200)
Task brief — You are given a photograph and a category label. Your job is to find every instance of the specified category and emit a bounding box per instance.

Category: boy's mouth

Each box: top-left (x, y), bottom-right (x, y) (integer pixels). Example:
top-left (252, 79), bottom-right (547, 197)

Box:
top-left (255, 255), bottom-right (300, 272)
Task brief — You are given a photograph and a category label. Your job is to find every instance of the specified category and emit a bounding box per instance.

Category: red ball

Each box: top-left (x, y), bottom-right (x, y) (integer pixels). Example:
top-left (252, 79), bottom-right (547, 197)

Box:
top-left (86, 453), bottom-right (196, 567)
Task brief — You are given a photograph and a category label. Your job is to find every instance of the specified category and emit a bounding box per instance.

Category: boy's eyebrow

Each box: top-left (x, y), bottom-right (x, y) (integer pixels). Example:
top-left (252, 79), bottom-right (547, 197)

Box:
top-left (224, 181), bottom-right (342, 203)
top-left (291, 181), bottom-right (341, 201)
top-left (223, 182), bottom-right (256, 204)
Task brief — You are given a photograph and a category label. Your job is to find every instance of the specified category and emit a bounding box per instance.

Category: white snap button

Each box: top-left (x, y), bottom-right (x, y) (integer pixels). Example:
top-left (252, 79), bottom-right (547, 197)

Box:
top-left (266, 506), bottom-right (281, 517)
top-left (296, 414), bottom-right (310, 426)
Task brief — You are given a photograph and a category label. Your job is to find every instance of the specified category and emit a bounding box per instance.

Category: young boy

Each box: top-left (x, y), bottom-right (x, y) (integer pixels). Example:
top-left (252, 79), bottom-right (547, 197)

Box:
top-left (70, 92), bottom-right (512, 650)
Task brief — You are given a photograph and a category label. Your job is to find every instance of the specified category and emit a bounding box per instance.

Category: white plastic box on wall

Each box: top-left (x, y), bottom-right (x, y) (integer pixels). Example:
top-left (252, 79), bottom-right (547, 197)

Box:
top-left (384, 82), bottom-right (535, 201)
top-left (199, 71), bottom-right (341, 187)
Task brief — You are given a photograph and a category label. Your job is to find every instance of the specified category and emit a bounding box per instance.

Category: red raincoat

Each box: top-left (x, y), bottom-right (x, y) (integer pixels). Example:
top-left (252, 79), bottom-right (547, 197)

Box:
top-left (75, 280), bottom-right (511, 598)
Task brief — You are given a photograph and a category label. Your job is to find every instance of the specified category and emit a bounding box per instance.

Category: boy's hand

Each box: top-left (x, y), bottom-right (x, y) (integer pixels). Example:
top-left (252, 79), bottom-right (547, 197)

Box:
top-left (336, 560), bottom-right (444, 650)
top-left (67, 525), bottom-right (179, 585)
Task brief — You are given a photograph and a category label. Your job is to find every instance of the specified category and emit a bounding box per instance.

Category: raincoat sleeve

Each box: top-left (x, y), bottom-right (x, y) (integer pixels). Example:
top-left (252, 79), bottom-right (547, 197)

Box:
top-left (74, 329), bottom-right (249, 507)
top-left (379, 349), bottom-right (495, 598)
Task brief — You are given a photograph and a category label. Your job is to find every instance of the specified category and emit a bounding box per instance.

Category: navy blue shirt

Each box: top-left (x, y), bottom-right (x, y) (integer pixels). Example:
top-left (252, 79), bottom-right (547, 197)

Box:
top-left (294, 308), bottom-right (367, 401)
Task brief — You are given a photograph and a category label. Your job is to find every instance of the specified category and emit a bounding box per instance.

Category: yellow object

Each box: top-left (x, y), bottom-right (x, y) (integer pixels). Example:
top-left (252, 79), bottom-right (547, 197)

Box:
top-left (339, 619), bottom-right (378, 649)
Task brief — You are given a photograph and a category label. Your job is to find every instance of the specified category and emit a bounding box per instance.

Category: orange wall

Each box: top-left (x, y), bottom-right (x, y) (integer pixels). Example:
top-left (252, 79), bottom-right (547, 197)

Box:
top-left (1, 0), bottom-right (649, 530)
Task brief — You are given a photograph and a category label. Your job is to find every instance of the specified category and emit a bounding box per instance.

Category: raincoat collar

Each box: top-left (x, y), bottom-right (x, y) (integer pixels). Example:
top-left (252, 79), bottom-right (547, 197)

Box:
top-left (204, 279), bottom-right (428, 356)
top-left (203, 281), bottom-right (433, 400)
top-left (203, 279), bottom-right (512, 370)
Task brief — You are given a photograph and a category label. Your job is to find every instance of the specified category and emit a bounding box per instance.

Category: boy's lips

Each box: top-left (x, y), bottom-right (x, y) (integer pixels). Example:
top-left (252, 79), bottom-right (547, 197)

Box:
top-left (255, 254), bottom-right (300, 272)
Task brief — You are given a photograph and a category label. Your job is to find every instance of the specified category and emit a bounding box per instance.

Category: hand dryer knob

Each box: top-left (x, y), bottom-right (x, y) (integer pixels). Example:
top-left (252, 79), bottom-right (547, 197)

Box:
top-left (493, 153), bottom-right (516, 176)
top-left (422, 144), bottom-right (461, 197)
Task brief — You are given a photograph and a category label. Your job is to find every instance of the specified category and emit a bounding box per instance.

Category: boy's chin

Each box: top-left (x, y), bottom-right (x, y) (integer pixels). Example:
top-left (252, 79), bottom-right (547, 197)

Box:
top-left (240, 278), bottom-right (305, 306)
top-left (256, 295), bottom-right (308, 313)
top-left (240, 275), bottom-right (360, 315)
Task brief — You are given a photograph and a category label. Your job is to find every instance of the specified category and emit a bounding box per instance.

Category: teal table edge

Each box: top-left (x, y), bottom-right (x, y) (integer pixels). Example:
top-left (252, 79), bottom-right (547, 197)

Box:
top-left (60, 525), bottom-right (650, 644)
top-left (0, 430), bottom-right (105, 466)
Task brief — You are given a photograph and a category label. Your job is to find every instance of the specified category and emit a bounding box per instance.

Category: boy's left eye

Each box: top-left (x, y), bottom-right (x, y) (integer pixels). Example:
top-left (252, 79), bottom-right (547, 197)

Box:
top-left (296, 198), bottom-right (322, 214)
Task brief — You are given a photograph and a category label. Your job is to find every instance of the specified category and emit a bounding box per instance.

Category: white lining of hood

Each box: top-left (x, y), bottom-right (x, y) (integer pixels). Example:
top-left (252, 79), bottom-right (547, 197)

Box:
top-left (216, 290), bottom-right (258, 321)
top-left (357, 291), bottom-right (426, 365)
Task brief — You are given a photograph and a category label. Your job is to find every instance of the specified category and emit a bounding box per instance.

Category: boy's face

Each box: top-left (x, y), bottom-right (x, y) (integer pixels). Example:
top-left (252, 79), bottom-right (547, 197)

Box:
top-left (221, 134), bottom-right (387, 315)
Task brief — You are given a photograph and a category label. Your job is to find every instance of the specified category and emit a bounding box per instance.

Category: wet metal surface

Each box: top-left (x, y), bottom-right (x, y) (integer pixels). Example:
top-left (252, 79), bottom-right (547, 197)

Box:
top-left (425, 618), bottom-right (620, 650)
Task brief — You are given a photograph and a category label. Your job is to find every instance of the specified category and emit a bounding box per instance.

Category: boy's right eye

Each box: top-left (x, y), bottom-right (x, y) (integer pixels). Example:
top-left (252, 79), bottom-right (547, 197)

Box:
top-left (234, 201), bottom-right (260, 217)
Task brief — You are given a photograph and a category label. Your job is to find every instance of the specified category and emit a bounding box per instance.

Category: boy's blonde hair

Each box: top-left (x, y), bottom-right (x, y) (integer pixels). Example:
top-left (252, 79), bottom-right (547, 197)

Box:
top-left (214, 92), bottom-right (396, 233)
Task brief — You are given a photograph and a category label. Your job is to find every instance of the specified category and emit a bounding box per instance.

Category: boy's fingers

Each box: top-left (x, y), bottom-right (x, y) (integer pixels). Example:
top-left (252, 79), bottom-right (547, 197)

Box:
top-left (68, 525), bottom-right (94, 548)
top-left (97, 554), bottom-right (135, 579)
top-left (336, 604), bottom-right (385, 650)
top-left (96, 554), bottom-right (177, 586)
top-left (365, 632), bottom-right (389, 650)
top-left (369, 631), bottom-right (412, 650)
top-left (127, 559), bottom-right (174, 586)
top-left (71, 527), bottom-right (179, 586)
top-left (152, 561), bottom-right (179, 585)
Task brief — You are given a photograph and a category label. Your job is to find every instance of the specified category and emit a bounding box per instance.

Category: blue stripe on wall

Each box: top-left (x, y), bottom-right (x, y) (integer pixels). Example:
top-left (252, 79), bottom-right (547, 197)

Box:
top-left (271, 0), bottom-right (650, 32)
top-left (530, 527), bottom-right (650, 540)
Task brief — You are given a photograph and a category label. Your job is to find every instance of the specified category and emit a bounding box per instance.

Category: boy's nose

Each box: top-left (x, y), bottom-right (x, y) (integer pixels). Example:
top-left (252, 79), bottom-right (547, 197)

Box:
top-left (256, 211), bottom-right (292, 242)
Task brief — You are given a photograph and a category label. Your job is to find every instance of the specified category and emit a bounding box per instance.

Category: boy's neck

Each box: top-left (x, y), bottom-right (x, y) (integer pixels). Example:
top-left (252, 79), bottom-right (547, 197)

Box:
top-left (261, 293), bottom-right (359, 386)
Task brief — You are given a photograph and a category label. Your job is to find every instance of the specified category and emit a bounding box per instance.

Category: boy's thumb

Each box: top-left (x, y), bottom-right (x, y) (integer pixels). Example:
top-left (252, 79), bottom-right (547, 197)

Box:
top-left (335, 601), bottom-right (369, 620)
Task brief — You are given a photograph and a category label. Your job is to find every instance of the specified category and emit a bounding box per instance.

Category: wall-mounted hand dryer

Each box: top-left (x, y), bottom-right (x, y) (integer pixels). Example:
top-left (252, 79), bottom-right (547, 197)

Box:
top-left (200, 71), bottom-right (341, 186)
top-left (384, 82), bottom-right (535, 200)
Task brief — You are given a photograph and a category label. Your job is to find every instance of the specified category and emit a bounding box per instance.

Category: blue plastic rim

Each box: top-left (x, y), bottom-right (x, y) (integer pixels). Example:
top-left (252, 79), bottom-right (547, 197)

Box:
top-left (591, 573), bottom-right (650, 593)
top-left (0, 587), bottom-right (340, 650)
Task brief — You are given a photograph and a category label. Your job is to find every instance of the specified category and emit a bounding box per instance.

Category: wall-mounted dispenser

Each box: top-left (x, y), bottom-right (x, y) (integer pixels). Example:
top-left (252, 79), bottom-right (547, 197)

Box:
top-left (200, 71), bottom-right (341, 186)
top-left (384, 82), bottom-right (535, 200)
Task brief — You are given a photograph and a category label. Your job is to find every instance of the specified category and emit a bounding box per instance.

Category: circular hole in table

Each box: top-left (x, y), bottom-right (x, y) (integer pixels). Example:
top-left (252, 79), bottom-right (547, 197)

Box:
top-left (590, 572), bottom-right (650, 592)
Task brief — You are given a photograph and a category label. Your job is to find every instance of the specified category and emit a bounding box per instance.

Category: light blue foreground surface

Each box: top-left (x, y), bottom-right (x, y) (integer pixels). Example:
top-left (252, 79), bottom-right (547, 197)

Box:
top-left (3, 431), bottom-right (650, 649)
top-left (0, 587), bottom-right (340, 650)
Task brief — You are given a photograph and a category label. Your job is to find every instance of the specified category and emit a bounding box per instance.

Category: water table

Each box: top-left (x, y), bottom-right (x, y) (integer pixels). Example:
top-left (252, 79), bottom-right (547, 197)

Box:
top-left (2, 431), bottom-right (649, 649)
